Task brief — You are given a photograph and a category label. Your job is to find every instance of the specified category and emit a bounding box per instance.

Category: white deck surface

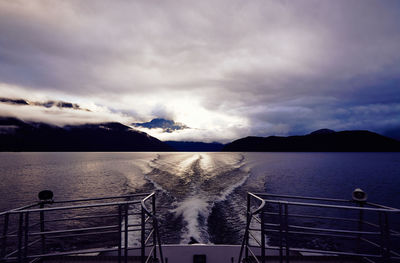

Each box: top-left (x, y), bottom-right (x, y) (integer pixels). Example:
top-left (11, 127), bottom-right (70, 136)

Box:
top-left (43, 244), bottom-right (360, 263)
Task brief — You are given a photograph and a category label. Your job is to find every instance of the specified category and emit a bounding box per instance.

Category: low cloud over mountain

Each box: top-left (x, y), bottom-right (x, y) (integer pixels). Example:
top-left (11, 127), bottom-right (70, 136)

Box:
top-left (133, 118), bottom-right (188, 133)
top-left (0, 97), bottom-right (90, 111)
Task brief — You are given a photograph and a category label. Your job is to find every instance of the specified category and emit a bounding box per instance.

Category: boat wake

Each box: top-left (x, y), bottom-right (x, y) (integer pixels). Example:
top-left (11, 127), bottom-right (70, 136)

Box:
top-left (143, 153), bottom-right (250, 244)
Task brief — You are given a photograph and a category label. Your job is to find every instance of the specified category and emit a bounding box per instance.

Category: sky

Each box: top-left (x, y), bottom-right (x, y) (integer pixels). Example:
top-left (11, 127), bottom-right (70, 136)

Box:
top-left (0, 0), bottom-right (400, 143)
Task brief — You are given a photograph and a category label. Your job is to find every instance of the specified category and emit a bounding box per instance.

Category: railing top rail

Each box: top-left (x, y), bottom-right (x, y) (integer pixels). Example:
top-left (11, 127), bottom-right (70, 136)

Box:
top-left (4, 199), bottom-right (142, 215)
top-left (53, 193), bottom-right (151, 204)
top-left (249, 192), bottom-right (399, 213)
top-left (367, 201), bottom-right (399, 210)
top-left (0, 203), bottom-right (39, 216)
top-left (141, 192), bottom-right (155, 217)
top-left (0, 193), bottom-right (152, 215)
top-left (262, 198), bottom-right (400, 212)
top-left (247, 192), bottom-right (266, 215)
top-left (254, 192), bottom-right (351, 203)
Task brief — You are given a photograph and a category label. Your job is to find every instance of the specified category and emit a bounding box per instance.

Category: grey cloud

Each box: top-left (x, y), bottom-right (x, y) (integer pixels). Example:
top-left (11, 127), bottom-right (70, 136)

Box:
top-left (0, 1), bottom-right (400, 141)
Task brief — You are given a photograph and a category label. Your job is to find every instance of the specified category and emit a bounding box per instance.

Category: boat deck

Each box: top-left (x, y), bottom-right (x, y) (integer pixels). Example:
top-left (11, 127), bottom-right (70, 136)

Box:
top-left (43, 256), bottom-right (142, 263)
top-left (40, 245), bottom-right (362, 263)
top-left (42, 255), bottom-right (360, 263)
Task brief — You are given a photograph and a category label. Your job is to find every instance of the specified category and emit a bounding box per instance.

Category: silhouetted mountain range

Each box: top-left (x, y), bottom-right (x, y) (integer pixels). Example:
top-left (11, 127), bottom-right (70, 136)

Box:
top-left (0, 117), bottom-right (171, 151)
top-left (223, 129), bottom-right (400, 152)
top-left (165, 141), bottom-right (224, 152)
top-left (1, 118), bottom-right (399, 152)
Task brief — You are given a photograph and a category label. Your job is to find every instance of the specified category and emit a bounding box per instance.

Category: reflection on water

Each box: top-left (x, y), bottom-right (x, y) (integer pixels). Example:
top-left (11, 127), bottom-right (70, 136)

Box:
top-left (0, 152), bottom-right (399, 244)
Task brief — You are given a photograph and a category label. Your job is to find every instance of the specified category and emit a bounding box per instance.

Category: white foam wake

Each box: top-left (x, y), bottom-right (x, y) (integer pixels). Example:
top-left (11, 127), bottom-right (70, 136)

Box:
top-left (142, 152), bottom-right (250, 244)
top-left (171, 197), bottom-right (210, 243)
top-left (215, 168), bottom-right (250, 202)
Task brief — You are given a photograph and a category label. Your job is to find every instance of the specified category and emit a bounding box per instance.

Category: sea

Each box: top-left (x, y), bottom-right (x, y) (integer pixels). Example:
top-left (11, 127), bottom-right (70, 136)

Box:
top-left (0, 152), bottom-right (399, 246)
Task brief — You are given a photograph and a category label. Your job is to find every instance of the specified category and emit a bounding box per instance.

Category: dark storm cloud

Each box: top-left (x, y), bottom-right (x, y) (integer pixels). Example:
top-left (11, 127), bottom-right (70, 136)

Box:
top-left (0, 0), bottom-right (400, 141)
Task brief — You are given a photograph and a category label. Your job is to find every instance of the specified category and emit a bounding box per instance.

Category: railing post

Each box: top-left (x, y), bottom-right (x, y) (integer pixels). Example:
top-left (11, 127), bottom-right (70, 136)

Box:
top-left (24, 212), bottom-right (29, 260)
top-left (39, 203), bottom-right (46, 254)
top-left (379, 211), bottom-right (391, 262)
top-left (245, 193), bottom-right (250, 261)
top-left (17, 212), bottom-right (23, 263)
top-left (260, 209), bottom-right (265, 263)
top-left (152, 194), bottom-right (157, 261)
top-left (278, 203), bottom-right (283, 263)
top-left (124, 204), bottom-right (129, 263)
top-left (356, 202), bottom-right (364, 255)
top-left (284, 203), bottom-right (289, 263)
top-left (118, 205), bottom-right (122, 263)
top-left (156, 219), bottom-right (165, 263)
top-left (1, 213), bottom-right (9, 259)
top-left (384, 212), bottom-right (391, 262)
top-left (141, 203), bottom-right (146, 263)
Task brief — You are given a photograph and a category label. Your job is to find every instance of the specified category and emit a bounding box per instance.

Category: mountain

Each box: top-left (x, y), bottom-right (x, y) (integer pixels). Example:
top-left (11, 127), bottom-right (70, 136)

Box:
top-left (0, 97), bottom-right (90, 111)
top-left (165, 141), bottom-right (224, 152)
top-left (133, 118), bottom-right (188, 133)
top-left (223, 129), bottom-right (400, 152)
top-left (309, 128), bottom-right (335, 135)
top-left (384, 127), bottom-right (400, 141)
top-left (0, 97), bottom-right (29, 105)
top-left (0, 117), bottom-right (172, 151)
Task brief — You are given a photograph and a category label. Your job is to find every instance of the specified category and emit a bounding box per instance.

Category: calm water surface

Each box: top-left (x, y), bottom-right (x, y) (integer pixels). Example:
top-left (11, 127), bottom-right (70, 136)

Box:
top-left (0, 152), bottom-right (399, 244)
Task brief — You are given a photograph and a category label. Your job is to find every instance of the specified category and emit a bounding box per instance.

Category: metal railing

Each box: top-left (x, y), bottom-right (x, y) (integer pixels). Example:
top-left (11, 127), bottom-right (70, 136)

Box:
top-left (238, 192), bottom-right (400, 263)
top-left (0, 192), bottom-right (164, 263)
top-left (141, 193), bottom-right (164, 263)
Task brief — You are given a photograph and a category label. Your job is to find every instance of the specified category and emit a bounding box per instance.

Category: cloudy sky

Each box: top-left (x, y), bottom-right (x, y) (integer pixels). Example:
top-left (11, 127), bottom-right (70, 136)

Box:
top-left (0, 0), bottom-right (399, 142)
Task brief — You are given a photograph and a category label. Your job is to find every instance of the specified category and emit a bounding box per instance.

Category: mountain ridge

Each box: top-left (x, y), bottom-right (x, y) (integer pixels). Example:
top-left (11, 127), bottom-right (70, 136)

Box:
top-left (223, 129), bottom-right (400, 152)
top-left (1, 118), bottom-right (399, 152)
top-left (0, 117), bottom-right (172, 151)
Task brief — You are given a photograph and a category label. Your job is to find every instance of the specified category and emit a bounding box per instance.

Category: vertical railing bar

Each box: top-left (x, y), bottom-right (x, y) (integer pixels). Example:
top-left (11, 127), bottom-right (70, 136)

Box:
top-left (24, 212), bottom-right (30, 260)
top-left (155, 217), bottom-right (164, 263)
top-left (245, 193), bottom-right (250, 260)
top-left (17, 212), bottom-right (23, 263)
top-left (141, 204), bottom-right (146, 263)
top-left (118, 205), bottom-right (122, 263)
top-left (39, 203), bottom-right (45, 255)
top-left (1, 213), bottom-right (9, 259)
top-left (124, 204), bottom-right (128, 263)
top-left (261, 209), bottom-right (265, 263)
top-left (357, 202), bottom-right (364, 256)
top-left (379, 211), bottom-right (385, 261)
top-left (152, 194), bottom-right (157, 261)
top-left (238, 214), bottom-right (250, 263)
top-left (279, 203), bottom-right (283, 263)
top-left (384, 212), bottom-right (391, 262)
top-left (284, 203), bottom-right (289, 263)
